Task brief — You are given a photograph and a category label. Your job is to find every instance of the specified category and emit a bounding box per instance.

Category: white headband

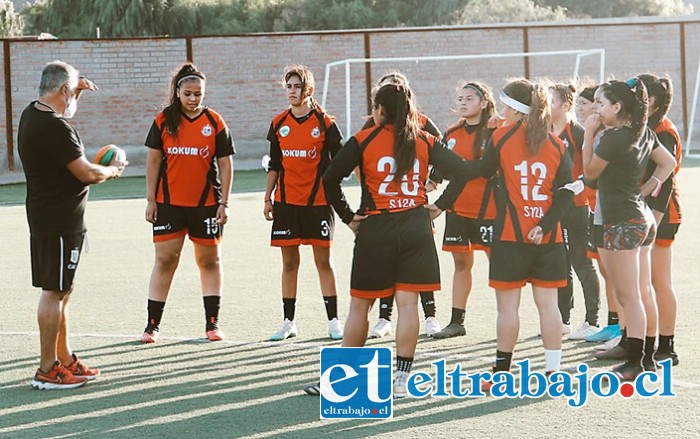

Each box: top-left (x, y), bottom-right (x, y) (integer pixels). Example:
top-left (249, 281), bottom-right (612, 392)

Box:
top-left (177, 74), bottom-right (204, 87)
top-left (500, 91), bottom-right (530, 114)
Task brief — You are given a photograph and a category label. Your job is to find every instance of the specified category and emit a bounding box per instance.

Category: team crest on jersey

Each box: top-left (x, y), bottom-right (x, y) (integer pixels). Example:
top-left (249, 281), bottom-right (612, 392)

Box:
top-left (447, 138), bottom-right (457, 150)
top-left (311, 127), bottom-right (321, 138)
top-left (280, 125), bottom-right (290, 137)
top-left (202, 124), bottom-right (213, 137)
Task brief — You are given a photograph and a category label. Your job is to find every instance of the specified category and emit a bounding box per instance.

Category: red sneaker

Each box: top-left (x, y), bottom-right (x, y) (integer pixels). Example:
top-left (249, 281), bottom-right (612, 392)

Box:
top-left (206, 321), bottom-right (225, 341)
top-left (64, 353), bottom-right (100, 381)
top-left (31, 361), bottom-right (88, 390)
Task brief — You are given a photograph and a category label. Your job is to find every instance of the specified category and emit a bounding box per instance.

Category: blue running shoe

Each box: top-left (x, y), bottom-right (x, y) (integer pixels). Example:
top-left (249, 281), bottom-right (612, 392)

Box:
top-left (585, 323), bottom-right (620, 342)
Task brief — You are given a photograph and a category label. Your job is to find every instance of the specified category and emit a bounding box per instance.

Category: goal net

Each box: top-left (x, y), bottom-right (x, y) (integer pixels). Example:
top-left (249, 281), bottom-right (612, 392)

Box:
top-left (320, 49), bottom-right (606, 140)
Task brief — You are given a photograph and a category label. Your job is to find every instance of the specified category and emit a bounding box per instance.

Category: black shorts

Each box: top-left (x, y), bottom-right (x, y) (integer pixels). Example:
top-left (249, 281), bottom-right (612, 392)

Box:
top-left (489, 241), bottom-right (567, 289)
top-left (351, 208), bottom-right (440, 298)
top-left (31, 233), bottom-right (85, 292)
top-left (442, 212), bottom-right (493, 253)
top-left (271, 203), bottom-right (334, 248)
top-left (655, 222), bottom-right (680, 247)
top-left (153, 203), bottom-right (222, 246)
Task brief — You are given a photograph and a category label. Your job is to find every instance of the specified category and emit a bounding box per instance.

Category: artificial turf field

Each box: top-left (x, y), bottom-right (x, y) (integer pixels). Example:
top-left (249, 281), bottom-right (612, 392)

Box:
top-left (1, 166), bottom-right (699, 438)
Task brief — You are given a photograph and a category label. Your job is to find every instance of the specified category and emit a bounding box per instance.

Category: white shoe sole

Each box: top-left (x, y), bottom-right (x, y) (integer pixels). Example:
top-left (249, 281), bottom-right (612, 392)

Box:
top-left (31, 379), bottom-right (87, 390)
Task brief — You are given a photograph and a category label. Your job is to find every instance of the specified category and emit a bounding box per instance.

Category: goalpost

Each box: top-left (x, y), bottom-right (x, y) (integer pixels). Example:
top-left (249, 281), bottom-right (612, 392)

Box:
top-left (321, 49), bottom-right (606, 139)
top-left (685, 54), bottom-right (700, 157)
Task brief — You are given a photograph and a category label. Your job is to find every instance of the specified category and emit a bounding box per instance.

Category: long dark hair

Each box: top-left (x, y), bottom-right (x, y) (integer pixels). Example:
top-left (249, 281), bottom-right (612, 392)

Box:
top-left (502, 78), bottom-right (551, 155)
top-left (163, 63), bottom-right (205, 136)
top-left (448, 81), bottom-right (496, 159)
top-left (638, 73), bottom-right (672, 128)
top-left (600, 78), bottom-right (648, 142)
top-left (374, 83), bottom-right (421, 183)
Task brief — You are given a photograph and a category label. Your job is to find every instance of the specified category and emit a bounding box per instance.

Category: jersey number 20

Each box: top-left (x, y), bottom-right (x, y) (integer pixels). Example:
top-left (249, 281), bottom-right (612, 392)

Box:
top-left (377, 157), bottom-right (420, 196)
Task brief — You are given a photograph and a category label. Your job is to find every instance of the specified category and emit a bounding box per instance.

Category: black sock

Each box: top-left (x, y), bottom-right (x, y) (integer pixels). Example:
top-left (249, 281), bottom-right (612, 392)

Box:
top-left (420, 292), bottom-right (436, 318)
top-left (379, 295), bottom-right (393, 321)
top-left (203, 296), bottom-right (221, 328)
top-left (643, 336), bottom-right (656, 363)
top-left (323, 296), bottom-right (338, 320)
top-left (396, 355), bottom-right (413, 373)
top-left (608, 311), bottom-right (619, 326)
top-left (495, 350), bottom-right (513, 372)
top-left (658, 334), bottom-right (674, 352)
top-left (626, 337), bottom-right (644, 366)
top-left (147, 299), bottom-right (166, 328)
top-left (283, 298), bottom-right (296, 321)
top-left (450, 307), bottom-right (466, 326)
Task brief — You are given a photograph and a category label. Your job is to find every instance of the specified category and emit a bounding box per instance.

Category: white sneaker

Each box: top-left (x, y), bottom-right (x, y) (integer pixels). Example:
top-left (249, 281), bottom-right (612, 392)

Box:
top-left (269, 319), bottom-right (298, 341)
top-left (568, 322), bottom-right (600, 340)
top-left (328, 318), bottom-right (343, 340)
top-left (424, 316), bottom-right (442, 337)
top-left (394, 370), bottom-right (409, 399)
top-left (595, 334), bottom-right (622, 351)
top-left (368, 318), bottom-right (392, 339)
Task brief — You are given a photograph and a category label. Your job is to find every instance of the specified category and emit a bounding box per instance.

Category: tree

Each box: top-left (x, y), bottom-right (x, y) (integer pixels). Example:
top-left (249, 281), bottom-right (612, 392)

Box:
top-left (459, 0), bottom-right (567, 24)
top-left (0, 0), bottom-right (22, 37)
top-left (534, 0), bottom-right (693, 18)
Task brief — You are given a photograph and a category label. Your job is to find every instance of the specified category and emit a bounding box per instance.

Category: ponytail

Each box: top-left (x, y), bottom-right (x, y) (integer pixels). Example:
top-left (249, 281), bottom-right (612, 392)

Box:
top-left (374, 83), bottom-right (420, 182)
top-left (526, 83), bottom-right (551, 155)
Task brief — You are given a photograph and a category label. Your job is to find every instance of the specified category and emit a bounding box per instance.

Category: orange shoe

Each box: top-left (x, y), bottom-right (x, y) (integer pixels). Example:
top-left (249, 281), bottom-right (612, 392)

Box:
top-left (31, 361), bottom-right (88, 390)
top-left (140, 324), bottom-right (160, 343)
top-left (206, 322), bottom-right (225, 341)
top-left (64, 353), bottom-right (100, 381)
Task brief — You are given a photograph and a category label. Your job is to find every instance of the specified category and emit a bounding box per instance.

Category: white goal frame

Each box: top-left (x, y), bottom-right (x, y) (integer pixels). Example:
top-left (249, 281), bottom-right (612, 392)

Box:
top-left (321, 48), bottom-right (606, 138)
top-left (685, 54), bottom-right (700, 157)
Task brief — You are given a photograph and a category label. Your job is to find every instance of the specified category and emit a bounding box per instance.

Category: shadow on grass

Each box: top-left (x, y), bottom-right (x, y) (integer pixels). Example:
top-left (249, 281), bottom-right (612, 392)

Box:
top-left (0, 336), bottom-right (556, 438)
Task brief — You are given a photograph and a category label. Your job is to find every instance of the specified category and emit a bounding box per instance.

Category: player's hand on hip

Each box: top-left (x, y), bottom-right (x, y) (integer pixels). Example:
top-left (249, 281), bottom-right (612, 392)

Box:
top-left (263, 200), bottom-right (274, 221)
top-left (145, 201), bottom-right (158, 223)
top-left (425, 203), bottom-right (444, 220)
top-left (527, 225), bottom-right (544, 245)
top-left (348, 214), bottom-right (368, 235)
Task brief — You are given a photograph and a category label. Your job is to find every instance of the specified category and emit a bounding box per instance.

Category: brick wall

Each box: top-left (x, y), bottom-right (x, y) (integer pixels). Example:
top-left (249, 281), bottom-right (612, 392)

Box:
top-left (3, 17), bottom-right (700, 180)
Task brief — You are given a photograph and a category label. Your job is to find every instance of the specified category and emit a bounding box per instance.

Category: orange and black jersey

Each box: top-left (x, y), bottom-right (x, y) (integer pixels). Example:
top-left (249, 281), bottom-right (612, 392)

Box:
top-left (323, 124), bottom-right (480, 224)
top-left (557, 120), bottom-right (589, 208)
top-left (145, 107), bottom-right (235, 208)
top-left (436, 123), bottom-right (497, 220)
top-left (267, 108), bottom-right (342, 206)
top-left (649, 117), bottom-right (682, 224)
top-left (481, 122), bottom-right (573, 244)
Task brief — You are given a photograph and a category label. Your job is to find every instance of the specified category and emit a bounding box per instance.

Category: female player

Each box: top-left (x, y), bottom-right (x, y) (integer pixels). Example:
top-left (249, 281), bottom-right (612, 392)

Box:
top-left (582, 79), bottom-right (674, 380)
top-left (321, 82), bottom-right (479, 397)
top-left (550, 83), bottom-right (601, 339)
top-left (430, 81), bottom-right (498, 339)
top-left (263, 65), bottom-right (344, 341)
top-left (479, 79), bottom-right (574, 390)
top-left (364, 72), bottom-right (442, 339)
top-left (142, 62), bottom-right (234, 343)
top-left (638, 74), bottom-right (682, 366)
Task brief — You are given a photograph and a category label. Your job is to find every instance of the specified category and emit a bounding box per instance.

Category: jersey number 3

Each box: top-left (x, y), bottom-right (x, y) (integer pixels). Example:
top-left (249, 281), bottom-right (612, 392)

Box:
top-left (514, 160), bottom-right (547, 201)
top-left (377, 157), bottom-right (420, 196)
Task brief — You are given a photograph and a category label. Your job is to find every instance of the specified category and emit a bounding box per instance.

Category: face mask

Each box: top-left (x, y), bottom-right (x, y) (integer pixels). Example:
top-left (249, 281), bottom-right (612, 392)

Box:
top-left (63, 96), bottom-right (77, 119)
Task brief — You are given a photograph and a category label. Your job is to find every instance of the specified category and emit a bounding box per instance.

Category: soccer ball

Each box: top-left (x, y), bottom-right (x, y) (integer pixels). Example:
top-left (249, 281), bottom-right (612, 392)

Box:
top-left (94, 144), bottom-right (127, 166)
